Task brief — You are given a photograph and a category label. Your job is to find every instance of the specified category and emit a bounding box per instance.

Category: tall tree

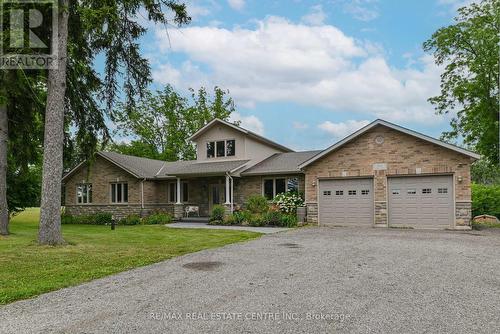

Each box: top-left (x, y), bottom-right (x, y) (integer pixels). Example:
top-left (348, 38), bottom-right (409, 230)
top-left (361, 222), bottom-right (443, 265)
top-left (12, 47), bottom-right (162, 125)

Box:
top-left (423, 0), bottom-right (499, 164)
top-left (113, 85), bottom-right (236, 161)
top-left (0, 82), bottom-right (7, 235)
top-left (37, 1), bottom-right (190, 244)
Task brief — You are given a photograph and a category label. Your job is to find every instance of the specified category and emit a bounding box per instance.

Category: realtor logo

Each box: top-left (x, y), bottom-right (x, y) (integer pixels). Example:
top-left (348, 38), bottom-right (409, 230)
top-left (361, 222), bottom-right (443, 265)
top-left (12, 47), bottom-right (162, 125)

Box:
top-left (0, 0), bottom-right (58, 69)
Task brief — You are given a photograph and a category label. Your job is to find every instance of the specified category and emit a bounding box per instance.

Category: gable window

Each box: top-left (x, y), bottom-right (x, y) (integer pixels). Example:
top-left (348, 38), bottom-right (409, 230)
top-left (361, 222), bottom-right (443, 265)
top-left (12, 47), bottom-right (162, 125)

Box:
top-left (207, 142), bottom-right (215, 158)
top-left (77, 184), bottom-right (92, 204)
top-left (226, 140), bottom-right (235, 156)
top-left (111, 183), bottom-right (128, 203)
top-left (207, 139), bottom-right (236, 158)
top-left (168, 182), bottom-right (189, 203)
top-left (263, 177), bottom-right (297, 200)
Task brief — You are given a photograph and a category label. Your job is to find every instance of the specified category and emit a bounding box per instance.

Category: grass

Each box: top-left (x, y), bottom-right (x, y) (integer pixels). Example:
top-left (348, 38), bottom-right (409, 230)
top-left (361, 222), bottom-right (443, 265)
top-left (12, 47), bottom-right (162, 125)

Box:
top-left (0, 208), bottom-right (261, 305)
top-left (472, 221), bottom-right (500, 230)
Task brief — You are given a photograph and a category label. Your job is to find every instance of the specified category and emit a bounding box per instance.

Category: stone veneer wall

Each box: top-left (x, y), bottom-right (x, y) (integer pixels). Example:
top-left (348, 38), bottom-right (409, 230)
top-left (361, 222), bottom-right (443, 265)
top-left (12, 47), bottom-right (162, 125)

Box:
top-left (303, 125), bottom-right (474, 227)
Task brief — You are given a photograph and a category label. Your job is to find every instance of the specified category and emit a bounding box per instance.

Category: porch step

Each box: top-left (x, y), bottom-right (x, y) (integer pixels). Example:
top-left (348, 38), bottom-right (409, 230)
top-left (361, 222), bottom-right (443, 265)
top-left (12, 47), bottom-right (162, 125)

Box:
top-left (178, 217), bottom-right (210, 223)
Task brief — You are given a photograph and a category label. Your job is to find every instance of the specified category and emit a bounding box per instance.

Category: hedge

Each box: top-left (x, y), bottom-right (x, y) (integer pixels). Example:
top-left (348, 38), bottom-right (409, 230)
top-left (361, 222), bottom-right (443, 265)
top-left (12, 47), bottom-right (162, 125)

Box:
top-left (472, 183), bottom-right (500, 219)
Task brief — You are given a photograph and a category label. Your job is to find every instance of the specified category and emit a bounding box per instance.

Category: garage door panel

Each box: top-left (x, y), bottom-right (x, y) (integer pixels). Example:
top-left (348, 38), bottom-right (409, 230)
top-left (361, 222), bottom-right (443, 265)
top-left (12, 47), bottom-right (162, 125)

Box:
top-left (319, 178), bottom-right (373, 225)
top-left (388, 175), bottom-right (453, 227)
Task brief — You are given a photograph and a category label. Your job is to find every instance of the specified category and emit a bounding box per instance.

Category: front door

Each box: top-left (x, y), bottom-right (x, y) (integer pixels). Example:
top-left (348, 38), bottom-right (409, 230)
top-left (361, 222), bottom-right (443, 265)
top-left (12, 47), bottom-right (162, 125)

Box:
top-left (208, 183), bottom-right (224, 212)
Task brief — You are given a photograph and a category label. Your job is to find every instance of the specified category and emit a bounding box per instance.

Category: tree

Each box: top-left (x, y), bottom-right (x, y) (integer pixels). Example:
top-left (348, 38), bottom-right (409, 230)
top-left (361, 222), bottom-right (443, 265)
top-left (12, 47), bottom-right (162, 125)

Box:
top-left (113, 85), bottom-right (236, 161)
top-left (471, 158), bottom-right (500, 185)
top-left (38, 1), bottom-right (190, 245)
top-left (423, 0), bottom-right (499, 164)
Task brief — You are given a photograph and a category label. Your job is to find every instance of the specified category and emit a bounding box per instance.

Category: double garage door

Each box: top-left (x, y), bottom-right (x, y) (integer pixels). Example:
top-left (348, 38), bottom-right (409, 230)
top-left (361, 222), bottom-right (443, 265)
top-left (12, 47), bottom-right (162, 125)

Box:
top-left (318, 175), bottom-right (454, 227)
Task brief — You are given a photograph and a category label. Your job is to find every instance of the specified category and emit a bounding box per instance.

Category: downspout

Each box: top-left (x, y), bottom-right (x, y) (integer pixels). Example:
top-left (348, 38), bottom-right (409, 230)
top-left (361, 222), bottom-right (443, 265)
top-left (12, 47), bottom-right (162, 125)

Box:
top-left (141, 178), bottom-right (146, 210)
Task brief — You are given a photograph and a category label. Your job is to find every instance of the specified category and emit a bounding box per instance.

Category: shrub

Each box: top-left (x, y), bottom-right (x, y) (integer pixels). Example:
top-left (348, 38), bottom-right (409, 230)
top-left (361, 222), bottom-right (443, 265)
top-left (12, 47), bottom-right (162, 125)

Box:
top-left (233, 210), bottom-right (252, 225)
top-left (119, 214), bottom-right (141, 225)
top-left (246, 195), bottom-right (269, 214)
top-left (262, 210), bottom-right (282, 226)
top-left (249, 214), bottom-right (266, 227)
top-left (272, 192), bottom-right (304, 214)
top-left (472, 183), bottom-right (500, 219)
top-left (210, 205), bottom-right (226, 222)
top-left (93, 212), bottom-right (114, 225)
top-left (61, 214), bottom-right (75, 224)
top-left (223, 214), bottom-right (237, 225)
top-left (279, 214), bottom-right (298, 228)
top-left (207, 219), bottom-right (223, 226)
top-left (143, 212), bottom-right (173, 225)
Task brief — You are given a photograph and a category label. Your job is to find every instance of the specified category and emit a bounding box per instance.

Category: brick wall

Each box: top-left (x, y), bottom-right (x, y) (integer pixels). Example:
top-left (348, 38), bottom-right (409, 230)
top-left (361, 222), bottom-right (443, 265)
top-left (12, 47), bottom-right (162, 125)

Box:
top-left (304, 125), bottom-right (474, 226)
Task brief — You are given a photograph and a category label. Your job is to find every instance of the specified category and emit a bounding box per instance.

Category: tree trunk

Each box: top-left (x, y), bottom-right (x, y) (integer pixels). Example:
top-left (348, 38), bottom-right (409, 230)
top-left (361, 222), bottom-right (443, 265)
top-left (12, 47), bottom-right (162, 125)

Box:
top-left (38, 0), bottom-right (69, 245)
top-left (0, 99), bottom-right (8, 236)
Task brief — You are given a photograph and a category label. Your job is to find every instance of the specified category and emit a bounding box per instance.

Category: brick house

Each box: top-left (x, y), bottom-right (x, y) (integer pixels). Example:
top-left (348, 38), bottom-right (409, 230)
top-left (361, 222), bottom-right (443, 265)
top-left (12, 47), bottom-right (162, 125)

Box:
top-left (63, 118), bottom-right (479, 229)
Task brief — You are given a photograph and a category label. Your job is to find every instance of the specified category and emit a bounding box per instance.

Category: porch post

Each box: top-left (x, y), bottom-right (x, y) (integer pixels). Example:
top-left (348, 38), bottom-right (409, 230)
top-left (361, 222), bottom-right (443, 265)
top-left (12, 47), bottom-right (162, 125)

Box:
top-left (224, 175), bottom-right (231, 204)
top-left (176, 177), bottom-right (181, 204)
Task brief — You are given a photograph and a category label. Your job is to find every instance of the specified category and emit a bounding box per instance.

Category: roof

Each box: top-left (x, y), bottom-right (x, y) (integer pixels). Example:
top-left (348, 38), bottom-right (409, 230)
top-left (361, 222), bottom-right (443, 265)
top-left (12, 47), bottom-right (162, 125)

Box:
top-left (299, 119), bottom-right (481, 168)
top-left (189, 118), bottom-right (294, 153)
top-left (158, 159), bottom-right (250, 177)
top-left (242, 151), bottom-right (322, 175)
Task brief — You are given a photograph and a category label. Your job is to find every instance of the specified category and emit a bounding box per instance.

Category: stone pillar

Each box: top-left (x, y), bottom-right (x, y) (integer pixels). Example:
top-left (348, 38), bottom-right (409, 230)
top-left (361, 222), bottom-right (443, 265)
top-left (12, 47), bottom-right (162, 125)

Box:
top-left (223, 203), bottom-right (232, 216)
top-left (455, 201), bottom-right (472, 227)
top-left (306, 203), bottom-right (318, 224)
top-left (373, 171), bottom-right (388, 226)
top-left (173, 203), bottom-right (184, 220)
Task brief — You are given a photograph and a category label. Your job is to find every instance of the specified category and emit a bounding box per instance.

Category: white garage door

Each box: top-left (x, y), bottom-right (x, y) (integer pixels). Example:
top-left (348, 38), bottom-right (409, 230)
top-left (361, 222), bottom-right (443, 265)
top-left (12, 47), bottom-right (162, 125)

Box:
top-left (388, 175), bottom-right (454, 227)
top-left (318, 178), bottom-right (374, 225)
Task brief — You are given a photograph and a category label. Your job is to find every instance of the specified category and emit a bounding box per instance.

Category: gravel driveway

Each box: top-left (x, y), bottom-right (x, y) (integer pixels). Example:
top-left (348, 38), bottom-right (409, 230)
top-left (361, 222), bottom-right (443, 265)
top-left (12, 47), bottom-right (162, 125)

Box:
top-left (1, 227), bottom-right (500, 334)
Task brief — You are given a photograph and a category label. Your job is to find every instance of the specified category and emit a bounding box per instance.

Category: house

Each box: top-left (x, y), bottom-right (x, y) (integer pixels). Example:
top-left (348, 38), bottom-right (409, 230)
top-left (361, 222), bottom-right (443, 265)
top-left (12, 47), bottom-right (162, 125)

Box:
top-left (62, 118), bottom-right (480, 229)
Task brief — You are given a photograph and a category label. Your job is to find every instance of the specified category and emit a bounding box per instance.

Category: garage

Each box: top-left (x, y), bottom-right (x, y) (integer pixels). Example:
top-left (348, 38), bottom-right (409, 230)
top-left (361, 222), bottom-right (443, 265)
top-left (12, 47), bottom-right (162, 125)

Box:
top-left (318, 178), bottom-right (374, 225)
top-left (388, 175), bottom-right (454, 227)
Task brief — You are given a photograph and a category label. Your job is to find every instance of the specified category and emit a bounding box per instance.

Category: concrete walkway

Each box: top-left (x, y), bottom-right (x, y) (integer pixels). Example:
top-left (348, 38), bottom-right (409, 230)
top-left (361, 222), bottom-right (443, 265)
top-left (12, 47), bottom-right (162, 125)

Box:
top-left (167, 222), bottom-right (290, 234)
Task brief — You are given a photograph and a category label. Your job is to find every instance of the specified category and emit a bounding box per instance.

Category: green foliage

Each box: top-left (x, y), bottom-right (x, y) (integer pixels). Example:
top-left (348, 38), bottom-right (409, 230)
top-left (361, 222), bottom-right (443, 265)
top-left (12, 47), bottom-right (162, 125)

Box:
top-left (210, 205), bottom-right (226, 222)
top-left (248, 214), bottom-right (266, 227)
top-left (118, 214), bottom-right (141, 226)
top-left (471, 159), bottom-right (500, 185)
top-left (272, 192), bottom-right (304, 214)
top-left (143, 212), bottom-right (173, 225)
top-left (223, 214), bottom-right (238, 225)
top-left (233, 210), bottom-right (252, 225)
top-left (246, 195), bottom-right (269, 214)
top-left (112, 85), bottom-right (237, 161)
top-left (472, 183), bottom-right (500, 218)
top-left (61, 212), bottom-right (113, 225)
top-left (279, 214), bottom-right (298, 228)
top-left (423, 0), bottom-right (499, 164)
top-left (262, 210), bottom-right (282, 226)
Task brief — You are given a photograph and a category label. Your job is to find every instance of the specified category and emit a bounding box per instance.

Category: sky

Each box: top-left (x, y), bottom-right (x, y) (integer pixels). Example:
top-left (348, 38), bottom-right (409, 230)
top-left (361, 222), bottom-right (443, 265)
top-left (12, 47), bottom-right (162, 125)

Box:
top-left (133, 0), bottom-right (475, 151)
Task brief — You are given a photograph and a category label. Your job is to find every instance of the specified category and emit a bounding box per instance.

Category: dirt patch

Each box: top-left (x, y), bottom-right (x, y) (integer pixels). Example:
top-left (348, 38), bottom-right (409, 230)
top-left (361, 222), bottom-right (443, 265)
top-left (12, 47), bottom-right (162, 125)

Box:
top-left (278, 243), bottom-right (301, 248)
top-left (182, 261), bottom-right (224, 271)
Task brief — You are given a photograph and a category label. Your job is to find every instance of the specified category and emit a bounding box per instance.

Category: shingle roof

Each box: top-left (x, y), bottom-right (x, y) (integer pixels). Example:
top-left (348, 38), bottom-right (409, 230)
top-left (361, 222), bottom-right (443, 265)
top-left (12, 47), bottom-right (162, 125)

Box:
top-left (159, 159), bottom-right (250, 177)
top-left (241, 150), bottom-right (322, 175)
top-left (98, 151), bottom-right (166, 178)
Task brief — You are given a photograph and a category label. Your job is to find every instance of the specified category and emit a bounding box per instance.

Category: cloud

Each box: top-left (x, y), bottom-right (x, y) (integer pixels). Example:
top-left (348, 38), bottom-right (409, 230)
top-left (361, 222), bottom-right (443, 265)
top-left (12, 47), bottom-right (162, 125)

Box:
top-left (339, 0), bottom-right (379, 21)
top-left (227, 0), bottom-right (245, 10)
top-left (301, 5), bottom-right (327, 26)
top-left (293, 121), bottom-right (309, 130)
top-left (153, 16), bottom-right (443, 124)
top-left (318, 120), bottom-right (370, 138)
top-left (230, 112), bottom-right (264, 135)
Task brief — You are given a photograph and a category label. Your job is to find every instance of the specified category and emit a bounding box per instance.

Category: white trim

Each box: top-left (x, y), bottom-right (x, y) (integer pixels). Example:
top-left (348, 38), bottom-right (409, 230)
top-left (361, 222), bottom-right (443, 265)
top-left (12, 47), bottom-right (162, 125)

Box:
top-left (299, 119), bottom-right (480, 169)
top-left (176, 177), bottom-right (182, 204)
top-left (76, 183), bottom-right (92, 205)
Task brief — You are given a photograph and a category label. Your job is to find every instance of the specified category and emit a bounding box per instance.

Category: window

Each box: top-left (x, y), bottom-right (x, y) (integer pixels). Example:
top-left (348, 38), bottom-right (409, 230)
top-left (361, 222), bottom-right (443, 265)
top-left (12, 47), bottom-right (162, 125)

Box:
top-left (361, 190), bottom-right (370, 195)
top-left (111, 183), bottom-right (128, 203)
top-left (207, 139), bottom-right (237, 158)
top-left (348, 190), bottom-right (357, 195)
top-left (77, 184), bottom-right (92, 204)
top-left (392, 189), bottom-right (401, 195)
top-left (438, 188), bottom-right (448, 194)
top-left (407, 189), bottom-right (416, 195)
top-left (422, 188), bottom-right (432, 194)
top-left (216, 141), bottom-right (225, 157)
top-left (335, 190), bottom-right (343, 196)
top-left (287, 177), bottom-right (299, 193)
top-left (226, 140), bottom-right (235, 156)
top-left (206, 142), bottom-right (215, 158)
top-left (263, 177), bottom-right (292, 199)
top-left (168, 182), bottom-right (189, 203)
top-left (323, 191), bottom-right (332, 196)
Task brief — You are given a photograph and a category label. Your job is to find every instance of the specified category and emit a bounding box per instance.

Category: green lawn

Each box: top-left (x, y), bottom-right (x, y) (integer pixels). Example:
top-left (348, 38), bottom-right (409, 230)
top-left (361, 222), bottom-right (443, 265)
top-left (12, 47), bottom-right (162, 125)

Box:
top-left (0, 208), bottom-right (261, 305)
